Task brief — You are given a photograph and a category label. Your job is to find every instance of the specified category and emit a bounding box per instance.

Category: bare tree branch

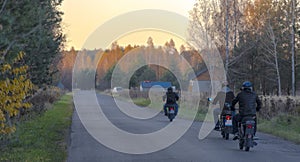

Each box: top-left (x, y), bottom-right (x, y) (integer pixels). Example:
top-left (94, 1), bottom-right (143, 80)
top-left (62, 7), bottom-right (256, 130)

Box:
top-left (0, 0), bottom-right (8, 16)
top-left (228, 43), bottom-right (256, 67)
top-left (2, 25), bottom-right (40, 57)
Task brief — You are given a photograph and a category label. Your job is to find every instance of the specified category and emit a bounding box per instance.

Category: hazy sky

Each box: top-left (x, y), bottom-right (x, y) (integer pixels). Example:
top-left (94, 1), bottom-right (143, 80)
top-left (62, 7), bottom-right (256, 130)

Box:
top-left (61, 0), bottom-right (196, 50)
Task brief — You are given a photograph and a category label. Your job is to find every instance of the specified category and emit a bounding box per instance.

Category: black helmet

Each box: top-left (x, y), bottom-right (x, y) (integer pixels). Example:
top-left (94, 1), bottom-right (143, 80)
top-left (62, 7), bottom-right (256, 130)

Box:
top-left (167, 87), bottom-right (173, 92)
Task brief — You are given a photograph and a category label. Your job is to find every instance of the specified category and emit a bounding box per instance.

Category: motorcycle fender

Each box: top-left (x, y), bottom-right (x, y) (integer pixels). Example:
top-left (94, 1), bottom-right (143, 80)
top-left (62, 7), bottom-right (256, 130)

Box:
top-left (225, 126), bottom-right (233, 133)
top-left (245, 127), bottom-right (254, 135)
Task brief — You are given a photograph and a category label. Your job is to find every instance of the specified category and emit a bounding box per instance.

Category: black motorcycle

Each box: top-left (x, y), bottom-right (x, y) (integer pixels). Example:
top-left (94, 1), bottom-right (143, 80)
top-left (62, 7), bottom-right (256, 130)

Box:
top-left (165, 105), bottom-right (176, 122)
top-left (219, 103), bottom-right (234, 140)
top-left (238, 116), bottom-right (257, 151)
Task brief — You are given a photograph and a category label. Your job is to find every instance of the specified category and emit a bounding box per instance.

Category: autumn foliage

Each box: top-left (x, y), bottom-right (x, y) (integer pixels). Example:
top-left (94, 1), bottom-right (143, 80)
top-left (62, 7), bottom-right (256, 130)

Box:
top-left (0, 52), bottom-right (33, 134)
top-left (59, 39), bottom-right (205, 90)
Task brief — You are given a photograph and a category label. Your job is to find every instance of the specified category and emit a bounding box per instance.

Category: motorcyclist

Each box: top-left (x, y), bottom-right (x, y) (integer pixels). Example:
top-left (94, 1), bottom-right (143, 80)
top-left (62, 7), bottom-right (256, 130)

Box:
top-left (163, 87), bottom-right (179, 116)
top-left (231, 81), bottom-right (262, 140)
top-left (213, 83), bottom-right (235, 130)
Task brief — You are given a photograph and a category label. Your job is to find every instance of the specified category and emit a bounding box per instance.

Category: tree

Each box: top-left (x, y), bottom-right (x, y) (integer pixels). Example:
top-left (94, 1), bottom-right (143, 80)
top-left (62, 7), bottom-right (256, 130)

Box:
top-left (0, 0), bottom-right (65, 87)
top-left (291, 0), bottom-right (296, 96)
top-left (59, 47), bottom-right (77, 90)
top-left (160, 70), bottom-right (179, 89)
top-left (225, 0), bottom-right (230, 72)
top-left (129, 65), bottom-right (156, 88)
top-left (257, 2), bottom-right (286, 96)
top-left (260, 20), bottom-right (282, 95)
top-left (147, 37), bottom-right (154, 48)
top-left (0, 52), bottom-right (33, 134)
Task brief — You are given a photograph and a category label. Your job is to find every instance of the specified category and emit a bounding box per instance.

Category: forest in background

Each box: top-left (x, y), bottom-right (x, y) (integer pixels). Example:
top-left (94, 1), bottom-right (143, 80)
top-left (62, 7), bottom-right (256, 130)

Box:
top-left (189, 0), bottom-right (300, 96)
top-left (59, 38), bottom-right (205, 91)
top-left (1, 0), bottom-right (300, 135)
top-left (60, 0), bottom-right (300, 96)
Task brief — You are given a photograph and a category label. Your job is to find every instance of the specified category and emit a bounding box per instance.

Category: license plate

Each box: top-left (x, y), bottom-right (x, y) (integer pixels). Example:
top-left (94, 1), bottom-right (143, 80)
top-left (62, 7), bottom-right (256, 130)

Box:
top-left (169, 110), bottom-right (175, 114)
top-left (225, 120), bottom-right (232, 126)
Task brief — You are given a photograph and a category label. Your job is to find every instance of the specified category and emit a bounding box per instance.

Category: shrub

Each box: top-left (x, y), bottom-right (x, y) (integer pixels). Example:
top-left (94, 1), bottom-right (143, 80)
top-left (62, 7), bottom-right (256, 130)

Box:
top-left (259, 95), bottom-right (300, 119)
top-left (27, 86), bottom-right (63, 115)
top-left (0, 52), bottom-right (33, 134)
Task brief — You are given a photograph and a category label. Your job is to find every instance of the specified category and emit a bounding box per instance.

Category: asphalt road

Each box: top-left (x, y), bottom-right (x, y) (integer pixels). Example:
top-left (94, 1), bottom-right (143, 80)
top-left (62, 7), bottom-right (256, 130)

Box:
top-left (67, 91), bottom-right (300, 162)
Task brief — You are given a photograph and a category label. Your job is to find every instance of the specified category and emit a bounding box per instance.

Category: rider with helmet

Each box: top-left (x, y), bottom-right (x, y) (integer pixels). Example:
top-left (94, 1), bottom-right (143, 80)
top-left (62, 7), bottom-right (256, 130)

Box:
top-left (163, 87), bottom-right (179, 116)
top-left (231, 81), bottom-right (262, 140)
top-left (213, 83), bottom-right (235, 130)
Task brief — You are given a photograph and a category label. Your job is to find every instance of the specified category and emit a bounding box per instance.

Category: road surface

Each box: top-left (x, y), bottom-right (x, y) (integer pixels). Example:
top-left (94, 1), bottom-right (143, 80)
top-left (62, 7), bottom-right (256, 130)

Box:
top-left (67, 92), bottom-right (300, 162)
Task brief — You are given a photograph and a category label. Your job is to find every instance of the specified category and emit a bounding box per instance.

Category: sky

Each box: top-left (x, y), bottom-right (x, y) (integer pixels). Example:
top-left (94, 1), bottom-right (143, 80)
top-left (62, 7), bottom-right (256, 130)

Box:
top-left (61, 0), bottom-right (196, 50)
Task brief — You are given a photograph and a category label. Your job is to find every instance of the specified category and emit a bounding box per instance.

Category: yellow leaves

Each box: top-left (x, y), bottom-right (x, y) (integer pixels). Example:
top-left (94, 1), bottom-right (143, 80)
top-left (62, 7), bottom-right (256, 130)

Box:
top-left (12, 65), bottom-right (28, 75)
top-left (14, 51), bottom-right (25, 62)
top-left (1, 64), bottom-right (11, 72)
top-left (0, 125), bottom-right (16, 135)
top-left (0, 110), bottom-right (5, 122)
top-left (0, 51), bottom-right (33, 134)
top-left (23, 102), bottom-right (32, 108)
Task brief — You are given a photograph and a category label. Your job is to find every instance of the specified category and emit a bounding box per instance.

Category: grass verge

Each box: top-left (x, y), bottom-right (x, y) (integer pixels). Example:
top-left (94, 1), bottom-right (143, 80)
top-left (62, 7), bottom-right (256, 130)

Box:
top-left (258, 114), bottom-right (300, 144)
top-left (133, 97), bottom-right (300, 144)
top-left (0, 94), bottom-right (74, 161)
top-left (132, 98), bottom-right (151, 107)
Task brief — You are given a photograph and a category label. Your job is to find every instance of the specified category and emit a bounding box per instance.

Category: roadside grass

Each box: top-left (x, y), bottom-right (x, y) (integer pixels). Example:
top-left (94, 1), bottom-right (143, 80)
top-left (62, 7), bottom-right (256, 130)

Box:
top-left (258, 114), bottom-right (300, 144)
top-left (132, 98), bottom-right (151, 107)
top-left (0, 94), bottom-right (74, 162)
top-left (177, 107), bottom-right (206, 121)
top-left (132, 97), bottom-right (300, 144)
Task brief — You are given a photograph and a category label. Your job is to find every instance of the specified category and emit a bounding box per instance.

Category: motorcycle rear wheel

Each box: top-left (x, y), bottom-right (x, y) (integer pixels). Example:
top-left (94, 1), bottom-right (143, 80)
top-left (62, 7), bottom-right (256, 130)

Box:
top-left (225, 133), bottom-right (229, 140)
top-left (245, 146), bottom-right (250, 151)
top-left (168, 114), bottom-right (174, 122)
top-left (239, 140), bottom-right (244, 150)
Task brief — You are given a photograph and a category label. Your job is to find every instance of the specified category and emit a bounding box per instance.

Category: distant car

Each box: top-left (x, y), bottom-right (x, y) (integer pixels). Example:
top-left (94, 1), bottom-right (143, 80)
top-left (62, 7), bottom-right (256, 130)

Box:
top-left (111, 87), bottom-right (123, 93)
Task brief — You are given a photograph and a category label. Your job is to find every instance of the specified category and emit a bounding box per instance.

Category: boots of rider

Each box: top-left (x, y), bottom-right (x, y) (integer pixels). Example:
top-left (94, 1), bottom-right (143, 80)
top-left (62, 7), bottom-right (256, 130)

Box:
top-left (163, 105), bottom-right (167, 116)
top-left (232, 114), bottom-right (240, 140)
top-left (214, 120), bottom-right (220, 131)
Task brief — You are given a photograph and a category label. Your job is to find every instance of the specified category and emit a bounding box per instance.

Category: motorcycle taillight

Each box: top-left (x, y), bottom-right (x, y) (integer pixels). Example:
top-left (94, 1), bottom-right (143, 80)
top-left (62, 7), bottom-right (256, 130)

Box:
top-left (170, 107), bottom-right (174, 110)
top-left (247, 124), bottom-right (253, 129)
top-left (226, 115), bottom-right (231, 120)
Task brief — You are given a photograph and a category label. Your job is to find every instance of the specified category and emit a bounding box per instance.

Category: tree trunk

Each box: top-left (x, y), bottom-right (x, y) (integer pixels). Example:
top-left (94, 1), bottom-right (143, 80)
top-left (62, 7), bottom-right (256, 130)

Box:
top-left (269, 21), bottom-right (282, 96)
top-left (291, 0), bottom-right (296, 96)
top-left (233, 0), bottom-right (237, 49)
top-left (225, 0), bottom-right (230, 74)
top-left (274, 44), bottom-right (282, 96)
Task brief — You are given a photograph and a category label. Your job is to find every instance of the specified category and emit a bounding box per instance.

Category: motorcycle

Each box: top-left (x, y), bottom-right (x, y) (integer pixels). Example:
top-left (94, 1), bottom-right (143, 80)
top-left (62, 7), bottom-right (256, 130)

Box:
top-left (207, 98), bottom-right (234, 139)
top-left (238, 116), bottom-right (257, 151)
top-left (219, 103), bottom-right (234, 140)
top-left (165, 105), bottom-right (176, 122)
top-left (220, 113), bottom-right (233, 139)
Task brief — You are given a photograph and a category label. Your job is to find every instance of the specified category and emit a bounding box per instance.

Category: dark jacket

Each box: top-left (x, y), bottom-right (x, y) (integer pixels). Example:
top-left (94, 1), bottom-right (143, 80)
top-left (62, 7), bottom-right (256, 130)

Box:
top-left (213, 86), bottom-right (235, 109)
top-left (164, 92), bottom-right (179, 104)
top-left (231, 89), bottom-right (261, 116)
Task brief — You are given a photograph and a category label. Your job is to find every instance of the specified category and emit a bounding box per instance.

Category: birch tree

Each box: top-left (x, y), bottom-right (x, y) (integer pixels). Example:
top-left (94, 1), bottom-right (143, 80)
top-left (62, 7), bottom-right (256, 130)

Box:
top-left (260, 19), bottom-right (282, 96)
top-left (291, 0), bottom-right (296, 96)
